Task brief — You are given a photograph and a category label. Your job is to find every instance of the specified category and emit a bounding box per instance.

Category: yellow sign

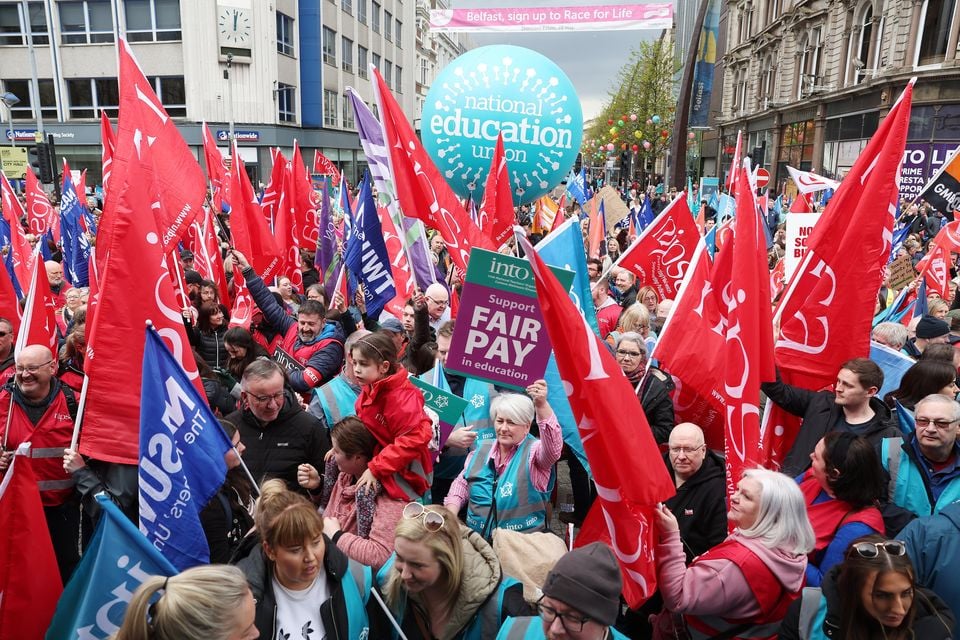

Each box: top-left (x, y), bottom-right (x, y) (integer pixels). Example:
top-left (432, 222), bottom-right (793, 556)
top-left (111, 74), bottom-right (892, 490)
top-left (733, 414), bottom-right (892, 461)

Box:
top-left (0, 147), bottom-right (28, 180)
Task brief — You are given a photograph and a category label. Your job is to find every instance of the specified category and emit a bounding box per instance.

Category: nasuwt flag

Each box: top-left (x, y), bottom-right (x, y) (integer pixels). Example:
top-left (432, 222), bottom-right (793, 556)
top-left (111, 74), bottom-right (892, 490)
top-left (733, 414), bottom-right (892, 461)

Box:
top-left (519, 233), bottom-right (675, 608)
top-left (60, 170), bottom-right (92, 288)
top-left (652, 241), bottom-right (726, 449)
top-left (767, 81), bottom-right (914, 468)
top-left (228, 142), bottom-right (281, 279)
top-left (477, 132), bottom-right (516, 247)
top-left (0, 171), bottom-right (34, 291)
top-left (110, 39), bottom-right (205, 250)
top-left (0, 443), bottom-right (62, 640)
top-left (786, 166), bottom-right (841, 194)
top-left (82, 138), bottom-right (203, 465)
top-left (344, 173), bottom-right (397, 318)
top-left (100, 109), bottom-right (116, 194)
top-left (371, 66), bottom-right (494, 273)
top-left (45, 494), bottom-right (178, 640)
top-left (612, 195), bottom-right (698, 300)
top-left (25, 168), bottom-right (60, 242)
top-left (314, 148), bottom-right (342, 184)
top-left (14, 247), bottom-right (57, 356)
top-left (914, 145), bottom-right (960, 216)
top-left (139, 326), bottom-right (233, 570)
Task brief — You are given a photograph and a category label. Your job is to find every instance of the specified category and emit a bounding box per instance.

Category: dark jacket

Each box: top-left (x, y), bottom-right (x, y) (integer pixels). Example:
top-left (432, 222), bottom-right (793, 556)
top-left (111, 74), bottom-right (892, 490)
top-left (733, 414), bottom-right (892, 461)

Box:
top-left (407, 305), bottom-right (438, 375)
top-left (236, 535), bottom-right (370, 640)
top-left (900, 502), bottom-right (960, 639)
top-left (664, 448), bottom-right (728, 562)
top-left (199, 481), bottom-right (254, 564)
top-left (778, 564), bottom-right (954, 640)
top-left (761, 374), bottom-right (898, 477)
top-left (224, 389), bottom-right (330, 492)
top-left (187, 322), bottom-right (229, 370)
top-left (203, 377), bottom-right (236, 416)
top-left (640, 368), bottom-right (676, 444)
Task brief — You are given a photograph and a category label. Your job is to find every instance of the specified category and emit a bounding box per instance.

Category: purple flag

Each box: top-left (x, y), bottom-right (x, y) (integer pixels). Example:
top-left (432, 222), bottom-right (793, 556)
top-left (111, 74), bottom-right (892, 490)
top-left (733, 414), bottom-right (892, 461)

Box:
top-left (315, 179), bottom-right (340, 300)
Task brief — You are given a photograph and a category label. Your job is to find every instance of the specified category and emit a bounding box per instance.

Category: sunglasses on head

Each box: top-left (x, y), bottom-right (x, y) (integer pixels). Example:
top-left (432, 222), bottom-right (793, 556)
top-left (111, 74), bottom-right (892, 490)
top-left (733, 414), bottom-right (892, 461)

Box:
top-left (854, 540), bottom-right (906, 559)
top-left (402, 502), bottom-right (445, 533)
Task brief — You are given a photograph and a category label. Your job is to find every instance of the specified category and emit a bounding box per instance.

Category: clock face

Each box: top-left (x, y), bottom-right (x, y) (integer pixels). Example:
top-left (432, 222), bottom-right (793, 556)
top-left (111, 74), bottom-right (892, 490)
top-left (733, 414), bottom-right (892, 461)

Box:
top-left (218, 7), bottom-right (252, 47)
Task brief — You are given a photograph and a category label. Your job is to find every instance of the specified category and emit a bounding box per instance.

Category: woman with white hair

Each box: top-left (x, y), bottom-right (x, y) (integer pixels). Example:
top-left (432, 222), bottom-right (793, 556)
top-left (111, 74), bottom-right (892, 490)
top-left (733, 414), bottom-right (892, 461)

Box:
top-left (443, 379), bottom-right (562, 538)
top-left (653, 468), bottom-right (815, 640)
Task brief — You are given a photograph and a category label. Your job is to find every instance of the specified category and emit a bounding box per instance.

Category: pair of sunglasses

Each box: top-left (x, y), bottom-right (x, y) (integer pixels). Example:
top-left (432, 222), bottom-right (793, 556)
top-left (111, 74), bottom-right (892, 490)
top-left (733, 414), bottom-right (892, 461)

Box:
top-left (854, 540), bottom-right (907, 559)
top-left (402, 502), bottom-right (445, 533)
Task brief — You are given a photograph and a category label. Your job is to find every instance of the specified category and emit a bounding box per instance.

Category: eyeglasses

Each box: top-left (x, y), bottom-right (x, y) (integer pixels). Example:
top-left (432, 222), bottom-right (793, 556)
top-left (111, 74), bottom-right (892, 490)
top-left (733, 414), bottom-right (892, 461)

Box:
top-left (669, 444), bottom-right (706, 456)
top-left (15, 360), bottom-right (53, 374)
top-left (425, 296), bottom-right (449, 307)
top-left (854, 540), bottom-right (907, 559)
top-left (0, 331), bottom-right (9, 337)
top-left (915, 417), bottom-right (958, 430)
top-left (536, 597), bottom-right (591, 633)
top-left (615, 349), bottom-right (644, 358)
top-left (244, 390), bottom-right (284, 405)
top-left (402, 502), bottom-right (445, 532)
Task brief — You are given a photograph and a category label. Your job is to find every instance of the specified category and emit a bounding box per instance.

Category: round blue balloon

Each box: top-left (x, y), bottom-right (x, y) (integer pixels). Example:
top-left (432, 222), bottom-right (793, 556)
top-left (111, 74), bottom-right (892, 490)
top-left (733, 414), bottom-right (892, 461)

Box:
top-left (421, 45), bottom-right (583, 205)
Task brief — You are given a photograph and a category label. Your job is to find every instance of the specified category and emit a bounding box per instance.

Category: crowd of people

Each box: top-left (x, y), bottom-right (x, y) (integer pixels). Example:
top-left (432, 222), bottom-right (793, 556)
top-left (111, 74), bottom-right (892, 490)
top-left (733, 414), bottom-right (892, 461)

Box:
top-left (3, 177), bottom-right (960, 640)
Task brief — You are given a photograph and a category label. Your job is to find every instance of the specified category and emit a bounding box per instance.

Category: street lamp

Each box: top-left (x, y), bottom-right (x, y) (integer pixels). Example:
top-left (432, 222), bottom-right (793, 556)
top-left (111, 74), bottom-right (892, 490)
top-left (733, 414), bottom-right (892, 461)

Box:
top-left (1, 92), bottom-right (20, 148)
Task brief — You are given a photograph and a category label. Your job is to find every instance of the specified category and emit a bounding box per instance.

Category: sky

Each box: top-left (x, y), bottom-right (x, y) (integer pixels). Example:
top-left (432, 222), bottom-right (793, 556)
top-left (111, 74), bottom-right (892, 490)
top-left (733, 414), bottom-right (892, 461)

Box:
top-left (457, 2), bottom-right (661, 121)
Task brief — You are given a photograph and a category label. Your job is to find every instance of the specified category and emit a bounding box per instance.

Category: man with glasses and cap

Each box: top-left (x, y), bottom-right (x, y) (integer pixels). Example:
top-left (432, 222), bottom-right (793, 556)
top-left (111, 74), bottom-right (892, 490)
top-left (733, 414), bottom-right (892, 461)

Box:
top-left (497, 542), bottom-right (628, 639)
top-left (879, 393), bottom-right (960, 521)
top-left (224, 357), bottom-right (330, 494)
top-left (0, 344), bottom-right (81, 582)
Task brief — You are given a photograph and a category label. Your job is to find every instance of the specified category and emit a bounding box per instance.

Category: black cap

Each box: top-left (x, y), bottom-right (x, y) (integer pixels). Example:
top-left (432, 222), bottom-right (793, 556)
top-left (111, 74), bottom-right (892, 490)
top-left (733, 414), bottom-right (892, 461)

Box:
top-left (916, 315), bottom-right (950, 340)
top-left (184, 270), bottom-right (203, 285)
top-left (542, 543), bottom-right (622, 626)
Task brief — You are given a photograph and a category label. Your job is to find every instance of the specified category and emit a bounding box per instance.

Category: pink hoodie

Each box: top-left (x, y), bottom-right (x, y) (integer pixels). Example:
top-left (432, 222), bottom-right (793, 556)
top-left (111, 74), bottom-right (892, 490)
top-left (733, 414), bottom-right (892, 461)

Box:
top-left (656, 529), bottom-right (807, 619)
top-left (325, 472), bottom-right (406, 570)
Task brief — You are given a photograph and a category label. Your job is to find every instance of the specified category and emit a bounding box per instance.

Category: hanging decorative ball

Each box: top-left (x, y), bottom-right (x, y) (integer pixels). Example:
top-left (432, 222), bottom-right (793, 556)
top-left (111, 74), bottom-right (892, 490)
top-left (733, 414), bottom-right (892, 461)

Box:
top-left (617, 119), bottom-right (625, 127)
top-left (634, 131), bottom-right (642, 139)
top-left (630, 114), bottom-right (638, 122)
top-left (632, 144), bottom-right (639, 151)
top-left (609, 127), bottom-right (617, 135)
top-left (607, 143), bottom-right (615, 151)
top-left (652, 115), bottom-right (661, 124)
top-left (622, 114), bottom-right (629, 122)
top-left (688, 132), bottom-right (696, 140)
top-left (621, 143), bottom-right (627, 150)
top-left (661, 130), bottom-right (669, 138)
top-left (607, 119), bottom-right (614, 125)
top-left (646, 119), bottom-right (653, 125)
top-left (643, 141), bottom-right (652, 150)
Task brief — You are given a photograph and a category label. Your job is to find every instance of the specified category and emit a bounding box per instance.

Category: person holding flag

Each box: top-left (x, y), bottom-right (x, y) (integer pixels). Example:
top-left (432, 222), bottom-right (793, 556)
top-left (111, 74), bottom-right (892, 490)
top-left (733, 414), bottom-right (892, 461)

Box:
top-left (0, 317), bottom-right (14, 384)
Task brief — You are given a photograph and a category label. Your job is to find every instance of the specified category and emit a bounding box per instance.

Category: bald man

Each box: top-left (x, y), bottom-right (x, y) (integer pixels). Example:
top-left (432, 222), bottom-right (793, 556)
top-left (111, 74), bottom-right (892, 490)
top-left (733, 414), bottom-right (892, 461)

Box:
top-left (423, 282), bottom-right (452, 330)
top-left (0, 344), bottom-right (81, 582)
top-left (664, 423), bottom-right (727, 561)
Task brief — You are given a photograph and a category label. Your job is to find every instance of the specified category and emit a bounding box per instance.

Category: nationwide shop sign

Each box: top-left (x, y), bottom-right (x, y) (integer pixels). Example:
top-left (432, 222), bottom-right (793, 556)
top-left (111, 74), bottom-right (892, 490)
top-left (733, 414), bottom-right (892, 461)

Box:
top-left (445, 248), bottom-right (574, 390)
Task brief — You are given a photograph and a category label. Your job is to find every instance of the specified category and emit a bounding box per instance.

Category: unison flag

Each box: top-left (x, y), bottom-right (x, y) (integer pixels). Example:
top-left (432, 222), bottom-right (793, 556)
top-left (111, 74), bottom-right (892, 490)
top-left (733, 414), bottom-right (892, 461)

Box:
top-left (46, 494), bottom-right (178, 640)
top-left (139, 326), bottom-right (232, 570)
top-left (344, 173), bottom-right (397, 318)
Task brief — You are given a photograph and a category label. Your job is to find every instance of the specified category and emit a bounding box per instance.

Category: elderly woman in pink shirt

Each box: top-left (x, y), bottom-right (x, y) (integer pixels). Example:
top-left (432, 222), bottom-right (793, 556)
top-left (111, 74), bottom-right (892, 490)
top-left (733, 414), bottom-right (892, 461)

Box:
top-left (443, 379), bottom-right (562, 539)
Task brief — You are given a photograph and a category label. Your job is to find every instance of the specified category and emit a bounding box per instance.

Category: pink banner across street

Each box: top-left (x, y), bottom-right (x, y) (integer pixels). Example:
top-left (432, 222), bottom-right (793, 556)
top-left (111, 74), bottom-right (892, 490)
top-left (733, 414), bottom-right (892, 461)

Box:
top-left (429, 4), bottom-right (673, 32)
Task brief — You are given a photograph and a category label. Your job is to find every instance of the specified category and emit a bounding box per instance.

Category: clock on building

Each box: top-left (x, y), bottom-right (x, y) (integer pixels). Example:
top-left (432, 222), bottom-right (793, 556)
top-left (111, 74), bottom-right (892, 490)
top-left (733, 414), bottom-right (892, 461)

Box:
top-left (218, 5), bottom-right (252, 60)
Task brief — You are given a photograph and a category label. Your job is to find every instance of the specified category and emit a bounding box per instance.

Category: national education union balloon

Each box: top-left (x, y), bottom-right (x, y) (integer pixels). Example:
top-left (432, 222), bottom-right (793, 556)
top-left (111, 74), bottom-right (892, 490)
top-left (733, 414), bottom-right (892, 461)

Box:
top-left (421, 45), bottom-right (583, 204)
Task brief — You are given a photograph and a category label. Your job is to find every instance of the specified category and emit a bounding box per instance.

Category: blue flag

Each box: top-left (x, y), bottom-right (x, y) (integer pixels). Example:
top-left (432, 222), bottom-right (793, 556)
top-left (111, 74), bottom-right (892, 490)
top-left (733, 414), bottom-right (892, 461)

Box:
top-left (60, 172), bottom-right (91, 286)
top-left (704, 224), bottom-right (718, 258)
top-left (870, 341), bottom-right (915, 404)
top-left (45, 494), bottom-right (178, 639)
top-left (639, 194), bottom-right (655, 231)
top-left (773, 195), bottom-right (784, 223)
top-left (566, 168), bottom-right (588, 206)
top-left (890, 224), bottom-right (911, 264)
top-left (139, 326), bottom-right (233, 570)
top-left (912, 278), bottom-right (929, 321)
top-left (717, 193), bottom-right (736, 222)
top-left (344, 172), bottom-right (397, 318)
top-left (894, 398), bottom-right (916, 435)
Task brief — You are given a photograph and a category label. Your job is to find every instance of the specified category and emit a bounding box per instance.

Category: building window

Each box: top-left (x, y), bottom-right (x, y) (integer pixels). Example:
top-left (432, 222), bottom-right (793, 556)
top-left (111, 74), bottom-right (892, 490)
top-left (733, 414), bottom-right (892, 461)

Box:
top-left (848, 5), bottom-right (876, 84)
top-left (758, 58), bottom-right (776, 107)
top-left (66, 77), bottom-right (119, 118)
top-left (0, 2), bottom-right (49, 46)
top-left (342, 0), bottom-right (353, 15)
top-left (395, 19), bottom-right (402, 47)
top-left (276, 11), bottom-right (294, 56)
top-left (2, 79), bottom-right (56, 120)
top-left (59, 0), bottom-right (115, 44)
top-left (395, 65), bottom-right (402, 92)
top-left (765, 0), bottom-right (782, 25)
top-left (778, 120), bottom-right (815, 170)
top-left (358, 45), bottom-right (368, 78)
top-left (322, 26), bottom-right (336, 65)
top-left (145, 75), bottom-right (186, 117)
top-left (384, 10), bottom-right (392, 41)
top-left (384, 60), bottom-right (392, 88)
top-left (916, 0), bottom-right (953, 66)
top-left (277, 83), bottom-right (296, 122)
top-left (796, 27), bottom-right (823, 99)
top-left (342, 36), bottom-right (353, 73)
top-left (419, 57), bottom-right (428, 85)
top-left (357, 0), bottom-right (367, 24)
top-left (372, 1), bottom-right (380, 33)
top-left (124, 0), bottom-right (181, 42)
top-left (372, 52), bottom-right (381, 71)
top-left (324, 89), bottom-right (337, 127)
top-left (342, 94), bottom-right (355, 129)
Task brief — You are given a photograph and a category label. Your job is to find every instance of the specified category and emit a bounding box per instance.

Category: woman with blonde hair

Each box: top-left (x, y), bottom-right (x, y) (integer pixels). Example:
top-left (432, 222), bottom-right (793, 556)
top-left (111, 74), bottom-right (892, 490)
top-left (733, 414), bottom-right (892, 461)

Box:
top-left (112, 565), bottom-right (258, 640)
top-left (233, 479), bottom-right (372, 639)
top-left (371, 504), bottom-right (528, 639)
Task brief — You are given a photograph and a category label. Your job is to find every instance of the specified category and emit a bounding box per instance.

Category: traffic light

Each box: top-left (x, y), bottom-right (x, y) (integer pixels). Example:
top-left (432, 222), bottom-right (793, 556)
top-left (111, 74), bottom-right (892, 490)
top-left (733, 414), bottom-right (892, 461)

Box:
top-left (28, 144), bottom-right (41, 178)
top-left (36, 142), bottom-right (53, 183)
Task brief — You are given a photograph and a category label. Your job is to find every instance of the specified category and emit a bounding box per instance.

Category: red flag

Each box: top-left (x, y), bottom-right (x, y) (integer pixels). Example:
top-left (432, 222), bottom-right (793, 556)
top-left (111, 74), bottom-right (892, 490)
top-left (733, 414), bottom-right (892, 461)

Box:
top-left (724, 131), bottom-right (743, 192)
top-left (228, 277), bottom-right (254, 329)
top-left (260, 147), bottom-right (286, 228)
top-left (720, 164), bottom-right (776, 499)
top-left (788, 192), bottom-right (814, 213)
top-left (81, 142), bottom-right (202, 464)
top-left (314, 149), bottom-right (342, 184)
top-left (100, 110), bottom-right (115, 194)
top-left (0, 263), bottom-right (20, 334)
top-left (519, 234), bottom-right (675, 607)
top-left (14, 248), bottom-right (57, 355)
top-left (653, 242), bottom-right (726, 449)
top-left (228, 143), bottom-right (281, 279)
top-left (477, 133), bottom-right (515, 247)
top-left (0, 444), bottom-right (63, 639)
top-left (274, 157), bottom-right (304, 291)
top-left (77, 168), bottom-right (87, 202)
top-left (0, 172), bottom-right (34, 292)
top-left (551, 194), bottom-right (567, 233)
top-left (613, 195), bottom-right (699, 300)
top-left (770, 257), bottom-right (786, 301)
top-left (291, 142), bottom-right (321, 250)
top-left (769, 81), bottom-right (914, 468)
top-left (24, 169), bottom-right (59, 243)
top-left (371, 67), bottom-right (494, 273)
top-left (380, 205), bottom-right (415, 319)
top-left (189, 207), bottom-right (231, 304)
top-left (917, 222), bottom-right (960, 299)
top-left (110, 39), bottom-right (205, 250)
top-left (587, 197), bottom-right (603, 259)
top-left (202, 122), bottom-right (228, 213)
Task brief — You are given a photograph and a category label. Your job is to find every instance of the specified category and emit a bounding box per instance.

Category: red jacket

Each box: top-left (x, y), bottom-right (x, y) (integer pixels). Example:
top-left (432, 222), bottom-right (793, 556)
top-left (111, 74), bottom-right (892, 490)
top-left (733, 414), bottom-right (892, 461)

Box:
top-left (355, 367), bottom-right (433, 501)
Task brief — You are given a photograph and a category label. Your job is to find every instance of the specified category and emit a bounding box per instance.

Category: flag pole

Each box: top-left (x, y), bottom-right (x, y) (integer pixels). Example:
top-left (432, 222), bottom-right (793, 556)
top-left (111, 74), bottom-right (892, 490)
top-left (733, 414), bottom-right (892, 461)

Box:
top-left (370, 588), bottom-right (411, 640)
top-left (68, 372), bottom-right (91, 451)
top-left (235, 452), bottom-right (261, 498)
top-left (2, 392), bottom-right (13, 451)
